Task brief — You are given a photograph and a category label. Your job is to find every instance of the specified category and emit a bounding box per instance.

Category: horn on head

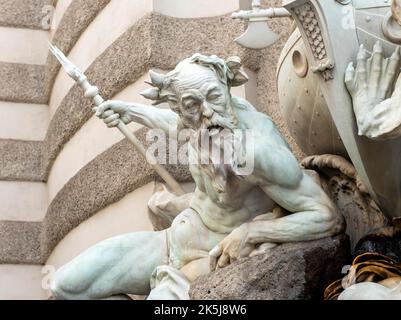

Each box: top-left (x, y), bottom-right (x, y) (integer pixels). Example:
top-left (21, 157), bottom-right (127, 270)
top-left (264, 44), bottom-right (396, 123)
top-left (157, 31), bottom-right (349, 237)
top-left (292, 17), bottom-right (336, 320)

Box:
top-left (149, 70), bottom-right (166, 89)
top-left (140, 88), bottom-right (160, 101)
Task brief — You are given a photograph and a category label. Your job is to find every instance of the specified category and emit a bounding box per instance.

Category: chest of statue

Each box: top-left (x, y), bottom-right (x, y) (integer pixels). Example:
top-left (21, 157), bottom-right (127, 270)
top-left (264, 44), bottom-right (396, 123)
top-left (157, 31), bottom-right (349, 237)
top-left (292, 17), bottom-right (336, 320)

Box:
top-left (188, 142), bottom-right (253, 206)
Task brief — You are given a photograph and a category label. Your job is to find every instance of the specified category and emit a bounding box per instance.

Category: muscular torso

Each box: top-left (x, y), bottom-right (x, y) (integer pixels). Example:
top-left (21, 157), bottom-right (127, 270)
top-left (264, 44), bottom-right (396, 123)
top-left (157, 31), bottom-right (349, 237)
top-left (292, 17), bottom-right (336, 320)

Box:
top-left (186, 101), bottom-right (284, 234)
top-left (189, 157), bottom-right (275, 234)
top-left (178, 97), bottom-right (333, 235)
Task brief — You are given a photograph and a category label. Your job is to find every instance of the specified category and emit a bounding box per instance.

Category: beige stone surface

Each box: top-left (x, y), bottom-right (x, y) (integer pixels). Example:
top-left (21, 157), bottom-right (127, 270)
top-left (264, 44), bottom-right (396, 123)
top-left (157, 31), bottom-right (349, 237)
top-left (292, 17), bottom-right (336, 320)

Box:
top-left (0, 27), bottom-right (49, 65)
top-left (0, 265), bottom-right (47, 300)
top-left (0, 102), bottom-right (49, 141)
top-left (0, 181), bottom-right (47, 222)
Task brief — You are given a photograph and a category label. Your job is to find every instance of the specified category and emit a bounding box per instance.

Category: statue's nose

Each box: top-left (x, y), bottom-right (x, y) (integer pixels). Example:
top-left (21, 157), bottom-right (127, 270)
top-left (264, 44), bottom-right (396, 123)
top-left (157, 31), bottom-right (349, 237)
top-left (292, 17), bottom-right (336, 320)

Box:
top-left (202, 102), bottom-right (214, 118)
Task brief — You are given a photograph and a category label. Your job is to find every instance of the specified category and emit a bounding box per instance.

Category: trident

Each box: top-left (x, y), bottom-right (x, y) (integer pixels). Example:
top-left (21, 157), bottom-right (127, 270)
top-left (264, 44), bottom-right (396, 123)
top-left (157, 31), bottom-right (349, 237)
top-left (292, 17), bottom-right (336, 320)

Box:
top-left (49, 43), bottom-right (185, 196)
top-left (232, 0), bottom-right (291, 49)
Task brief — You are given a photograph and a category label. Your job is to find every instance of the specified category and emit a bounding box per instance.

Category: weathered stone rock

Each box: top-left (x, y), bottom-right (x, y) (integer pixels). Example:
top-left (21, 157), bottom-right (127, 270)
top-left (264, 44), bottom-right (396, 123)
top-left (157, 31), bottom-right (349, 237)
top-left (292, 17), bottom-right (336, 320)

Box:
top-left (190, 234), bottom-right (350, 300)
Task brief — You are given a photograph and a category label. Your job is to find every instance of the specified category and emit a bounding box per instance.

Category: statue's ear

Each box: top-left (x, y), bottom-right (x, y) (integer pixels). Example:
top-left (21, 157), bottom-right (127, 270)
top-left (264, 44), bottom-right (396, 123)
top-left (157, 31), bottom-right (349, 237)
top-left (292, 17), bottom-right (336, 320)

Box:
top-left (226, 56), bottom-right (249, 87)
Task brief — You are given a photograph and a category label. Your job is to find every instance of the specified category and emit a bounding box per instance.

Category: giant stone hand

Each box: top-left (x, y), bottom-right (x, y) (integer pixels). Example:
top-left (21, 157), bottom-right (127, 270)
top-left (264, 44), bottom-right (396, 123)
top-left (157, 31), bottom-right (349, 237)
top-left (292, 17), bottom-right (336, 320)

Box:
top-left (345, 42), bottom-right (401, 140)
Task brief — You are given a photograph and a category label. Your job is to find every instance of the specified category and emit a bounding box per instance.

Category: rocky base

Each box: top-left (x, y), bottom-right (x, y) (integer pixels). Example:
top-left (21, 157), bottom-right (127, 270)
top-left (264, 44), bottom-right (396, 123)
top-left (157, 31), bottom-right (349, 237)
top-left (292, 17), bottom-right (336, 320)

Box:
top-left (190, 234), bottom-right (350, 300)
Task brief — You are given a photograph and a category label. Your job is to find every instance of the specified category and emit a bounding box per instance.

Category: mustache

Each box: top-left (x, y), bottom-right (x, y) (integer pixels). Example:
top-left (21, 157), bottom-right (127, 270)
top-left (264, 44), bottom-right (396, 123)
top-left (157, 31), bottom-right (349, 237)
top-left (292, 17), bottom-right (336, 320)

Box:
top-left (201, 112), bottom-right (236, 131)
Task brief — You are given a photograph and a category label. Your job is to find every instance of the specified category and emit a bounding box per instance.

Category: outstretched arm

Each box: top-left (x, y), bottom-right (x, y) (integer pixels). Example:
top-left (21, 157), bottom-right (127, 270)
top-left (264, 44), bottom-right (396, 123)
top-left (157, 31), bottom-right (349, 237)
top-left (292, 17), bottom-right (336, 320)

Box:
top-left (95, 100), bottom-right (179, 137)
top-left (345, 42), bottom-right (401, 140)
top-left (209, 172), bottom-right (344, 270)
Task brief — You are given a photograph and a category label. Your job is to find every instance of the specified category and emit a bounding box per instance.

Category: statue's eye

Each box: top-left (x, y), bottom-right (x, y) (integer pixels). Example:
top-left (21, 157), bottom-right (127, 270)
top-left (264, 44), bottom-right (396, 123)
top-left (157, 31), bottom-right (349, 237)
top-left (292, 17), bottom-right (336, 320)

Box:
top-left (207, 90), bottom-right (222, 101)
top-left (208, 94), bottom-right (220, 100)
top-left (185, 101), bottom-right (199, 112)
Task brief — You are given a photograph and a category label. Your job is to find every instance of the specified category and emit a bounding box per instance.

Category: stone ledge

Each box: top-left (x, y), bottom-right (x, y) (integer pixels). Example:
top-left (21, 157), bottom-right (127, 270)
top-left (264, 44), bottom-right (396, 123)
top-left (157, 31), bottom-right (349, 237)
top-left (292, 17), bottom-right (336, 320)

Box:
top-left (0, 63), bottom-right (47, 104)
top-left (0, 221), bottom-right (42, 264)
top-left (190, 234), bottom-right (350, 300)
top-left (0, 0), bottom-right (56, 30)
top-left (0, 140), bottom-right (43, 182)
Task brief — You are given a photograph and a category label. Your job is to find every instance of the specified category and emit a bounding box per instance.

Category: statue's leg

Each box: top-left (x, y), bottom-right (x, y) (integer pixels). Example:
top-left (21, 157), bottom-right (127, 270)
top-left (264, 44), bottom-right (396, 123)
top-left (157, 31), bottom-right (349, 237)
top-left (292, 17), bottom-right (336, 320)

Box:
top-left (143, 209), bottom-right (228, 300)
top-left (147, 265), bottom-right (192, 300)
top-left (51, 231), bottom-right (168, 300)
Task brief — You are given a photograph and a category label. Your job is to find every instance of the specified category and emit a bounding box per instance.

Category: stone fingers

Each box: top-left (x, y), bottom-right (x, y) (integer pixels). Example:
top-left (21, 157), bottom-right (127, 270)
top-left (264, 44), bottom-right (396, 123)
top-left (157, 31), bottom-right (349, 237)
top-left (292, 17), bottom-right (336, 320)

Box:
top-left (381, 47), bottom-right (401, 100)
top-left (369, 41), bottom-right (384, 97)
top-left (104, 113), bottom-right (120, 128)
top-left (216, 252), bottom-right (231, 270)
top-left (209, 245), bottom-right (222, 271)
top-left (345, 62), bottom-right (356, 94)
top-left (356, 44), bottom-right (369, 89)
top-left (95, 100), bottom-right (114, 117)
top-left (95, 101), bottom-right (125, 127)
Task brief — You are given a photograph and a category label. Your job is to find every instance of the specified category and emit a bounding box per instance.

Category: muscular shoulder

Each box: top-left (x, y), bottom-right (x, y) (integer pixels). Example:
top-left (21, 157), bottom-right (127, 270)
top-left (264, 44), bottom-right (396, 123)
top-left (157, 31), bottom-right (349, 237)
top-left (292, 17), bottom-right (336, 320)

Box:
top-left (231, 96), bottom-right (302, 188)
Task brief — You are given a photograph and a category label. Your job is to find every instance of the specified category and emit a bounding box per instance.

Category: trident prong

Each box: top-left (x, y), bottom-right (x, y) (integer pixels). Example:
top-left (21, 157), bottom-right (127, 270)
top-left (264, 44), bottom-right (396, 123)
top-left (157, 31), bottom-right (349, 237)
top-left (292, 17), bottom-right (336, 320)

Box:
top-left (48, 42), bottom-right (86, 82)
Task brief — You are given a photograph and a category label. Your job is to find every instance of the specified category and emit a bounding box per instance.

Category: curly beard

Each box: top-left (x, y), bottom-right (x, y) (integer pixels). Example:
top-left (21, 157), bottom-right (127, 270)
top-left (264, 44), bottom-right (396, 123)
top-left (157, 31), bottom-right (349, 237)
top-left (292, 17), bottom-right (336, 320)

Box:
top-left (193, 109), bottom-right (242, 194)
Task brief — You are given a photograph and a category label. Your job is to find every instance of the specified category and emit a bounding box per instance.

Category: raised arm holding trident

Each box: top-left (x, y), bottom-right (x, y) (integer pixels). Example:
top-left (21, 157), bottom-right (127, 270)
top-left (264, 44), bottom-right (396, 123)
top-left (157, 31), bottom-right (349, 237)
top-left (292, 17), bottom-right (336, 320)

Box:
top-left (49, 43), bottom-right (185, 196)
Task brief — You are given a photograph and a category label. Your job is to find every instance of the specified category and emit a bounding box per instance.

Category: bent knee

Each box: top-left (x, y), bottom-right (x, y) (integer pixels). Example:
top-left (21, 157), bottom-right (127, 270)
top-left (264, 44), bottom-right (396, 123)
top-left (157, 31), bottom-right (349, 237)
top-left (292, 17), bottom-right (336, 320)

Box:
top-left (50, 268), bottom-right (90, 300)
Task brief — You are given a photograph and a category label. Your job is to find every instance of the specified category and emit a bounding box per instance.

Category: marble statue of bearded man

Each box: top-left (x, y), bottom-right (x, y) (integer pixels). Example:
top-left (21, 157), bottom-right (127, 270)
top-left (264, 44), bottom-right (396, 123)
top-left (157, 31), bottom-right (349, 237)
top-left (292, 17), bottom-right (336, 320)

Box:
top-left (50, 54), bottom-right (344, 300)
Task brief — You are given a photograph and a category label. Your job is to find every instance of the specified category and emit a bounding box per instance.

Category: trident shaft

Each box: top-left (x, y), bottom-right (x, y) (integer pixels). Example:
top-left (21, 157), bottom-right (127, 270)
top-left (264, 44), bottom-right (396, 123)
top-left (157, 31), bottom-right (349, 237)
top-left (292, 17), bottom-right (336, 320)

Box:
top-left (49, 43), bottom-right (185, 196)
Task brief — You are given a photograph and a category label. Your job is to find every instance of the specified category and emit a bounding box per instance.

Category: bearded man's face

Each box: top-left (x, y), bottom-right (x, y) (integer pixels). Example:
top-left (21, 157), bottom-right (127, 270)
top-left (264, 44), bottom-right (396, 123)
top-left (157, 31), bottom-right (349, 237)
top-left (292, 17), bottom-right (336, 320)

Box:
top-left (167, 63), bottom-right (236, 133)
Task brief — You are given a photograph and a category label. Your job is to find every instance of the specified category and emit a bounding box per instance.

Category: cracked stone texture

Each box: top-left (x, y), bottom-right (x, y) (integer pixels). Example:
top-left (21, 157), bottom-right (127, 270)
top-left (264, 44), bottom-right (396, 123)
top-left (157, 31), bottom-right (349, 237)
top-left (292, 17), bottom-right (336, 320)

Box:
top-left (0, 140), bottom-right (43, 182)
top-left (190, 234), bottom-right (350, 300)
top-left (44, 0), bottom-right (111, 98)
top-left (0, 0), bottom-right (56, 29)
top-left (0, 63), bottom-right (47, 104)
top-left (0, 221), bottom-right (42, 264)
